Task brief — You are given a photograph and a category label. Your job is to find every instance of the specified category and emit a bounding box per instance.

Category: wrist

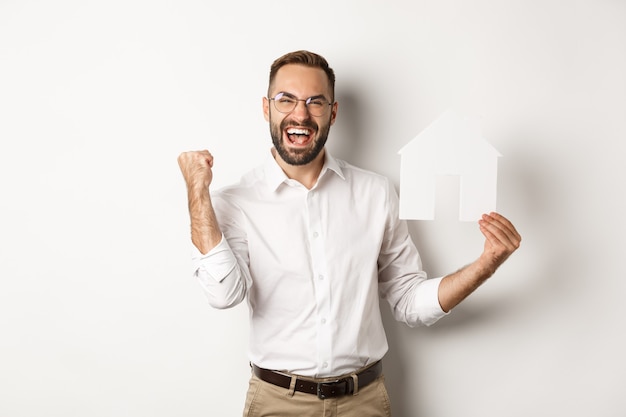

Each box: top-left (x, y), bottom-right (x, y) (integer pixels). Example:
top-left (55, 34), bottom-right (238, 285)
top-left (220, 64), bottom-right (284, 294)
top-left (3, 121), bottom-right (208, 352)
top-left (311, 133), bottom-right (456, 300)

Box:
top-left (475, 254), bottom-right (498, 278)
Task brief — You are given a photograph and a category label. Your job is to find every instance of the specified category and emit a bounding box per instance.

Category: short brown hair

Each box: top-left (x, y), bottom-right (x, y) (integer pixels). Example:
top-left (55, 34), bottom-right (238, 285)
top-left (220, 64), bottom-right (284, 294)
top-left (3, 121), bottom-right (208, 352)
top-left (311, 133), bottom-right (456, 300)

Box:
top-left (268, 50), bottom-right (336, 100)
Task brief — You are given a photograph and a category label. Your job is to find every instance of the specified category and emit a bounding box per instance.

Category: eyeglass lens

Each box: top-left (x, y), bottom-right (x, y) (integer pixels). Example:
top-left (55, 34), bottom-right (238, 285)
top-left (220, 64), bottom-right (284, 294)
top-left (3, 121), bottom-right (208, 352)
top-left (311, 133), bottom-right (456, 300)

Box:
top-left (271, 93), bottom-right (330, 116)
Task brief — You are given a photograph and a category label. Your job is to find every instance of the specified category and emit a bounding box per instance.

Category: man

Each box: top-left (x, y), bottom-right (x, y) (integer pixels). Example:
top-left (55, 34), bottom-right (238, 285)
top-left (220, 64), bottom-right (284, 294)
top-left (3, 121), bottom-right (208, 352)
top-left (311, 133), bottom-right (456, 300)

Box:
top-left (178, 50), bottom-right (521, 417)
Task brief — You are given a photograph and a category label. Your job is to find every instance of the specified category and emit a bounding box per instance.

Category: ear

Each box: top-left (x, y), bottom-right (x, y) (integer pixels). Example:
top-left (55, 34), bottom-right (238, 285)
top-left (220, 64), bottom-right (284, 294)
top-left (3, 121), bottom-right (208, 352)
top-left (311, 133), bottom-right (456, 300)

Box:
top-left (263, 96), bottom-right (270, 122)
top-left (329, 101), bottom-right (338, 126)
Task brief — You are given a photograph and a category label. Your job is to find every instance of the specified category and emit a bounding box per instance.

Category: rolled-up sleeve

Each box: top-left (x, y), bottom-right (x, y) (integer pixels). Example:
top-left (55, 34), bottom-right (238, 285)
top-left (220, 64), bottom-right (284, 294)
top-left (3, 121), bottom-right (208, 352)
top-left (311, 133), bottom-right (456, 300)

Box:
top-left (378, 180), bottom-right (448, 327)
top-left (192, 234), bottom-right (247, 309)
top-left (405, 275), bottom-right (447, 326)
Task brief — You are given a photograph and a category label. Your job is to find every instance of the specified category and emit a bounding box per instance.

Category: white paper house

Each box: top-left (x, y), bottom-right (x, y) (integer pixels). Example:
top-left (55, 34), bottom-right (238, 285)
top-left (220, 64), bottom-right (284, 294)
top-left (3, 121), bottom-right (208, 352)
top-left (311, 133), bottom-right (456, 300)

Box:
top-left (397, 109), bottom-right (501, 221)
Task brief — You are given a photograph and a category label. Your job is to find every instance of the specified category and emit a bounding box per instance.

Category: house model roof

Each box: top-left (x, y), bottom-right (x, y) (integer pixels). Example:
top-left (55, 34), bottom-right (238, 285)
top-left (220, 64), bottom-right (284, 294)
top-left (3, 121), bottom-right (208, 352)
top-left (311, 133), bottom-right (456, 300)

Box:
top-left (397, 108), bottom-right (501, 221)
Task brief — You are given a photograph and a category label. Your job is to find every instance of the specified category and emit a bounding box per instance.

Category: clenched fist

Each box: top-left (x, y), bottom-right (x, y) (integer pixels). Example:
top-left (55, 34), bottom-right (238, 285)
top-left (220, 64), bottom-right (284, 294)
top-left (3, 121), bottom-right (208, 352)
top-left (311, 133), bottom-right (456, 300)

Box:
top-left (177, 150), bottom-right (214, 191)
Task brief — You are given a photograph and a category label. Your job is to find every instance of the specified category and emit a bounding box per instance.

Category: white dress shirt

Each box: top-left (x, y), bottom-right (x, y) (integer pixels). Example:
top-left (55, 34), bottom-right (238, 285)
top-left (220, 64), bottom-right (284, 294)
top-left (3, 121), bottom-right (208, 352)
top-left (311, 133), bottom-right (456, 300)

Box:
top-left (192, 150), bottom-right (447, 377)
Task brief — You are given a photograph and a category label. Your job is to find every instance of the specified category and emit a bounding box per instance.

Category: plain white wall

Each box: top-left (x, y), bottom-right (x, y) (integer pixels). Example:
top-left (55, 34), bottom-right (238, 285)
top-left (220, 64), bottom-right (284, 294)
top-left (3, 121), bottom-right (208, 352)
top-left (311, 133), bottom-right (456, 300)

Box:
top-left (1, 1), bottom-right (625, 416)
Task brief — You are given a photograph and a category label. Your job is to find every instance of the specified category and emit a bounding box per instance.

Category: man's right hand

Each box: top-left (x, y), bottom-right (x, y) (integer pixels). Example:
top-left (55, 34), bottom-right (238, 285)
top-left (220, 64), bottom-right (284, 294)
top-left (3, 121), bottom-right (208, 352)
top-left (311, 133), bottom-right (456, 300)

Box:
top-left (177, 150), bottom-right (214, 191)
top-left (177, 150), bottom-right (222, 254)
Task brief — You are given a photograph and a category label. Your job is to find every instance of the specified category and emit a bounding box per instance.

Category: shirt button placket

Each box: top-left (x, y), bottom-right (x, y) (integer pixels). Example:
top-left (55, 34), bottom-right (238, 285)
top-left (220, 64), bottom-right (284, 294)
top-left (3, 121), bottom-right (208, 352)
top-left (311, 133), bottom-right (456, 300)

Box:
top-left (307, 191), bottom-right (332, 374)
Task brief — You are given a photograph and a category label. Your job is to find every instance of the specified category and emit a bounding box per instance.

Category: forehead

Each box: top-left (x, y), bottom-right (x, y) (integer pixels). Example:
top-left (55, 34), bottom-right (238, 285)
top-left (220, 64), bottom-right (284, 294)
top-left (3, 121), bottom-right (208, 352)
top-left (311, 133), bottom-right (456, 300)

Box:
top-left (271, 64), bottom-right (331, 97)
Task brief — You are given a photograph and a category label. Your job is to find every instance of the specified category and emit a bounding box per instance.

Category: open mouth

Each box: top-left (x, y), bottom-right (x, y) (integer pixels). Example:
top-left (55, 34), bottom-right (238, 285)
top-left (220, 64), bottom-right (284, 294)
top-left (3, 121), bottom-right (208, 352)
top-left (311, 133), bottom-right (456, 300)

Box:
top-left (285, 127), bottom-right (314, 146)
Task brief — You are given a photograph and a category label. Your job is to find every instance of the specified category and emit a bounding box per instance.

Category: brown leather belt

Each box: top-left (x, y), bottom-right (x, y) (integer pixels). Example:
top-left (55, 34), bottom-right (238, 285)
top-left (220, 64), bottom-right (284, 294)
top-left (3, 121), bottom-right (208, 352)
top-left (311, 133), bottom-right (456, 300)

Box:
top-left (251, 361), bottom-right (382, 400)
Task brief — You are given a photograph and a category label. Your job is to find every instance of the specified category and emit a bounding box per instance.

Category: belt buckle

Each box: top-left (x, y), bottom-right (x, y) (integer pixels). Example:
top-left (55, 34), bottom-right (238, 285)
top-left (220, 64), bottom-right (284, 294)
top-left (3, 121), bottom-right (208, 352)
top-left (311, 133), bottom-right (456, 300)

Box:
top-left (317, 379), bottom-right (345, 400)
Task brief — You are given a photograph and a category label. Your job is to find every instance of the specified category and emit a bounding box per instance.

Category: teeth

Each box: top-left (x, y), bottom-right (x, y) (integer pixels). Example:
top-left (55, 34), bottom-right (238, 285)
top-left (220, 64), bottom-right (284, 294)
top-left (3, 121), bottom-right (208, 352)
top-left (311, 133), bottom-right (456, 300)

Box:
top-left (287, 128), bottom-right (310, 135)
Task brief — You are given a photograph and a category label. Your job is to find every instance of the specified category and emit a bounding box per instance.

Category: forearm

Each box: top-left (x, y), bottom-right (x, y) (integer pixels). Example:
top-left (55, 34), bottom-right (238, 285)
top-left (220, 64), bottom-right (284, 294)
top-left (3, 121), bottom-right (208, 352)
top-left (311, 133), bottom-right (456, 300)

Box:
top-left (437, 256), bottom-right (495, 313)
top-left (187, 187), bottom-right (222, 255)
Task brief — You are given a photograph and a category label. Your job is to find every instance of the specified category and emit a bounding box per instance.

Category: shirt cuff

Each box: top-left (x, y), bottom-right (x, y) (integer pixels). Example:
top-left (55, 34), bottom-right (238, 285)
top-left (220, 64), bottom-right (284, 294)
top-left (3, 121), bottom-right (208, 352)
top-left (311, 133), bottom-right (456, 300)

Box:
top-left (415, 276), bottom-right (449, 326)
top-left (191, 234), bottom-right (238, 283)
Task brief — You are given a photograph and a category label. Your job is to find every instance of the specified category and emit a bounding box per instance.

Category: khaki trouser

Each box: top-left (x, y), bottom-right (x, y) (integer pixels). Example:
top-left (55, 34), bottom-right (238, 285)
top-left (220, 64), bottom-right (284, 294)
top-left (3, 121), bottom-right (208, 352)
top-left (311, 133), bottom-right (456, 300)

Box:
top-left (242, 373), bottom-right (392, 417)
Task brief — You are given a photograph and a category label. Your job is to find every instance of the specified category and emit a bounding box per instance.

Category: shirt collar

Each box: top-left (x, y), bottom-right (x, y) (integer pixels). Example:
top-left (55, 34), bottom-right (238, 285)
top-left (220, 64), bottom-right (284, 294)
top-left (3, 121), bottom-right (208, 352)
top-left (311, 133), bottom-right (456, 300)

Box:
top-left (322, 151), bottom-right (345, 181)
top-left (263, 148), bottom-right (346, 192)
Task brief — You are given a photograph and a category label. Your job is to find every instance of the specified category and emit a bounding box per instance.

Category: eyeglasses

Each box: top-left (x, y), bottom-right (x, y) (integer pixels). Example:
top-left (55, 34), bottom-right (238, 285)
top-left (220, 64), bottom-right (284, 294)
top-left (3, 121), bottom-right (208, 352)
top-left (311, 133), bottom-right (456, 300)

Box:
top-left (269, 92), bottom-right (333, 117)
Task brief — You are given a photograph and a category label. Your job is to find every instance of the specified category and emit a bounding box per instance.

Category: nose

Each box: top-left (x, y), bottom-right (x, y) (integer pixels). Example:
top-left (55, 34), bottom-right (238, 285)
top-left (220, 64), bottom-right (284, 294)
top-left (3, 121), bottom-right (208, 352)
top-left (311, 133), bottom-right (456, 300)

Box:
top-left (291, 99), bottom-right (311, 119)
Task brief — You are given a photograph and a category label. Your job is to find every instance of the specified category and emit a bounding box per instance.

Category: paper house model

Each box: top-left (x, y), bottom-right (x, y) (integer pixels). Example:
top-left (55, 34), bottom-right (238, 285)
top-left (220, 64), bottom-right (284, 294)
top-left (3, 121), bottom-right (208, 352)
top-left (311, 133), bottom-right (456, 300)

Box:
top-left (397, 109), bottom-right (501, 221)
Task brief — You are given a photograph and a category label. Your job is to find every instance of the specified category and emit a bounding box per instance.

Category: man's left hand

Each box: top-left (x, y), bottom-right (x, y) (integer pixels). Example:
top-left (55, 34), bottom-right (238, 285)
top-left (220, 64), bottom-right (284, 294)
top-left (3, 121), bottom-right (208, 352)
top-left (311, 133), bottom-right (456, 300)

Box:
top-left (477, 212), bottom-right (521, 275)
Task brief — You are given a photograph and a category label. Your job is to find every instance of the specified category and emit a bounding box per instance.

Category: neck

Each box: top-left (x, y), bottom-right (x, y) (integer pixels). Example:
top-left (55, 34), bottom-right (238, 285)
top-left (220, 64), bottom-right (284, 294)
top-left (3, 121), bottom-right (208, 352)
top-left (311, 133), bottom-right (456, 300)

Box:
top-left (272, 148), bottom-right (326, 190)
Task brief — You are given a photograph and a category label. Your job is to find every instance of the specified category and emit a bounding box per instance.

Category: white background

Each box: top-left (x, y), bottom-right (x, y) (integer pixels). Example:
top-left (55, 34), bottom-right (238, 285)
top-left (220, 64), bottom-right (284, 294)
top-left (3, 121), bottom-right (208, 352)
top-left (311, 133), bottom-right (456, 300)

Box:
top-left (1, 1), bottom-right (625, 416)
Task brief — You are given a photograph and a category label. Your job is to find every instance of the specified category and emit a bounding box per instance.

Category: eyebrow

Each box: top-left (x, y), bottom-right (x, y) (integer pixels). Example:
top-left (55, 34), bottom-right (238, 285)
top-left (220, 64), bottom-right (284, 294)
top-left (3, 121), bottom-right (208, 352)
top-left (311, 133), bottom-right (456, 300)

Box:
top-left (278, 91), bottom-right (329, 101)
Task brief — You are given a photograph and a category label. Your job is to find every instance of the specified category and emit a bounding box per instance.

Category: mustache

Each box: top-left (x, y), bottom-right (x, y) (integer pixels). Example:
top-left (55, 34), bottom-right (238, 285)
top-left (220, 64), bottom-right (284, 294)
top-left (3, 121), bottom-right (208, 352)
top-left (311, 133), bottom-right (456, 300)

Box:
top-left (280, 118), bottom-right (318, 131)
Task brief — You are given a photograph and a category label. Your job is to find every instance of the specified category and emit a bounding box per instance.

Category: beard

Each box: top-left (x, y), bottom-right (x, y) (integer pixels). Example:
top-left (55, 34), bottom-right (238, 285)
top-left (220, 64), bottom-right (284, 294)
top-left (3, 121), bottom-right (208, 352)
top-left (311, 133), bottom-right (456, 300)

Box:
top-left (270, 114), bottom-right (331, 166)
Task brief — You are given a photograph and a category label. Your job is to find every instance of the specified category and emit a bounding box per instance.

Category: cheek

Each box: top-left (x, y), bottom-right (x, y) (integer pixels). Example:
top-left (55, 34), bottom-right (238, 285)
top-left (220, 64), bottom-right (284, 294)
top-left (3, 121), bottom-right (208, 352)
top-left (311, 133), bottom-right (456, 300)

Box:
top-left (270, 116), bottom-right (286, 136)
top-left (276, 116), bottom-right (286, 131)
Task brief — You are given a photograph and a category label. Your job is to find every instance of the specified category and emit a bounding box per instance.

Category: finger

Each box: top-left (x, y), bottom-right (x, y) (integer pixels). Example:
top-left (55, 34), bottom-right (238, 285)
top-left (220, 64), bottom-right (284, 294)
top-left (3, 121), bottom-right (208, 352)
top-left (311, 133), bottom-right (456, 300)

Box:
top-left (481, 212), bottom-right (521, 243)
top-left (479, 216), bottom-right (520, 250)
top-left (195, 150), bottom-right (214, 168)
top-left (488, 212), bottom-right (520, 238)
top-left (178, 150), bottom-right (213, 169)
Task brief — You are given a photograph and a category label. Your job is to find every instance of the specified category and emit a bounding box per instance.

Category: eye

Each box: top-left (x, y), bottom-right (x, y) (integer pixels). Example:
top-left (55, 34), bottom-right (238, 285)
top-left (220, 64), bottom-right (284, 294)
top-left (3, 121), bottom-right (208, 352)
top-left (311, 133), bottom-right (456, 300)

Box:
top-left (307, 98), bottom-right (326, 108)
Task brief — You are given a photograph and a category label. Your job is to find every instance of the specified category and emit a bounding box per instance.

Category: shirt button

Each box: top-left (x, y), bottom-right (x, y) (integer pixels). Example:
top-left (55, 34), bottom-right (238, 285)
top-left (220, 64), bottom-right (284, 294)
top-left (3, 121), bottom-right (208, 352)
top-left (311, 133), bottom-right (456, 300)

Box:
top-left (318, 275), bottom-right (324, 280)
top-left (321, 318), bottom-right (327, 324)
top-left (322, 362), bottom-right (328, 369)
top-left (313, 232), bottom-right (319, 238)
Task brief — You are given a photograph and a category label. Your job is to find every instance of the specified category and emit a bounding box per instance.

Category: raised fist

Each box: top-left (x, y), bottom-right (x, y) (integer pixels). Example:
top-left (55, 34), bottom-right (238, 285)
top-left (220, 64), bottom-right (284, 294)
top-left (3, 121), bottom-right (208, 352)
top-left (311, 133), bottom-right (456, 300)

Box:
top-left (177, 150), bottom-right (214, 191)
